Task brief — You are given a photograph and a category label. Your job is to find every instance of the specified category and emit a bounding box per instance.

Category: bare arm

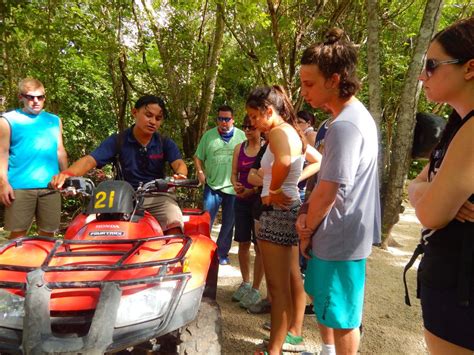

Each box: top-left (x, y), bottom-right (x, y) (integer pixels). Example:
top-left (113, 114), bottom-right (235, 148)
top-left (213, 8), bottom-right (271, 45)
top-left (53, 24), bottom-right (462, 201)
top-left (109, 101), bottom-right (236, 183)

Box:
top-left (299, 145), bottom-right (322, 182)
top-left (407, 164), bottom-right (430, 207)
top-left (413, 119), bottom-right (474, 229)
top-left (248, 168), bottom-right (263, 187)
top-left (193, 155), bottom-right (206, 185)
top-left (0, 118), bottom-right (14, 206)
top-left (57, 118), bottom-right (68, 171)
top-left (50, 155), bottom-right (97, 189)
top-left (296, 180), bottom-right (339, 258)
top-left (231, 143), bottom-right (243, 194)
top-left (306, 130), bottom-right (317, 148)
top-left (170, 159), bottom-right (188, 178)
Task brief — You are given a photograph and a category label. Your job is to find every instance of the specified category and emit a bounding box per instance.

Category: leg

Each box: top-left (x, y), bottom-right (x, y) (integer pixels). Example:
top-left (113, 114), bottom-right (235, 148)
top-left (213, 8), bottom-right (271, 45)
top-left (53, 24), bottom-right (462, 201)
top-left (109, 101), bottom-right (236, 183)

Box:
top-left (258, 239), bottom-right (293, 354)
top-left (36, 189), bottom-right (61, 236)
top-left (143, 193), bottom-right (184, 234)
top-left (234, 199), bottom-right (253, 282)
top-left (203, 185), bottom-right (221, 228)
top-left (8, 230), bottom-right (28, 239)
top-left (288, 245), bottom-right (305, 337)
top-left (238, 241), bottom-right (251, 283)
top-left (4, 189), bottom-right (37, 238)
top-left (318, 323), bottom-right (336, 351)
top-left (216, 192), bottom-right (235, 259)
top-left (424, 329), bottom-right (473, 355)
top-left (252, 242), bottom-right (264, 290)
top-left (333, 327), bottom-right (360, 355)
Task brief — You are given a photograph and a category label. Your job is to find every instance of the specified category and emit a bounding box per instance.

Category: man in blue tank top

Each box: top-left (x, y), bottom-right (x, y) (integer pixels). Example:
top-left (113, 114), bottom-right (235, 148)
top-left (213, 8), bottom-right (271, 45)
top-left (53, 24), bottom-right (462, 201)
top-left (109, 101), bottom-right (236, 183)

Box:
top-left (0, 78), bottom-right (68, 239)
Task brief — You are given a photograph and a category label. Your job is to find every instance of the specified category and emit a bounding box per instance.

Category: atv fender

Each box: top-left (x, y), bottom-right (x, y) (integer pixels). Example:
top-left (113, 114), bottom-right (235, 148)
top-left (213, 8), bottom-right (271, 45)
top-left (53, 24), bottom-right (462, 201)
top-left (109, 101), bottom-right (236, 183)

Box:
top-left (22, 269), bottom-right (122, 355)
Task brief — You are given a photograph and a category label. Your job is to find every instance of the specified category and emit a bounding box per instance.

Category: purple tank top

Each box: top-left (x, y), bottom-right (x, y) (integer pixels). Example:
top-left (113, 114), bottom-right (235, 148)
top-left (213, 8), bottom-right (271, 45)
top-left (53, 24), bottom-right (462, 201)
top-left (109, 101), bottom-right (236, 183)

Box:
top-left (237, 142), bottom-right (258, 190)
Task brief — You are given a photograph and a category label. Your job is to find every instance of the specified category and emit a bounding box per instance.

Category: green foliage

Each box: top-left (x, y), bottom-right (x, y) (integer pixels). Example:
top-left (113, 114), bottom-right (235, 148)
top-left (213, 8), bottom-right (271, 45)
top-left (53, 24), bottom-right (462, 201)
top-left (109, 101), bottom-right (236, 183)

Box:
top-left (1, 0), bottom-right (472, 226)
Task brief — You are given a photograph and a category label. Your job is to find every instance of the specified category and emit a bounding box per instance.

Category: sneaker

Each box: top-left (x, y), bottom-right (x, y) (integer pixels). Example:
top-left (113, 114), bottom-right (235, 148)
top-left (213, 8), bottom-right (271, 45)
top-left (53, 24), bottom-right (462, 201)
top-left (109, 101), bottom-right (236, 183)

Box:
top-left (262, 332), bottom-right (307, 352)
top-left (247, 298), bottom-right (271, 314)
top-left (218, 256), bottom-right (229, 265)
top-left (232, 282), bottom-right (251, 302)
top-left (239, 288), bottom-right (261, 309)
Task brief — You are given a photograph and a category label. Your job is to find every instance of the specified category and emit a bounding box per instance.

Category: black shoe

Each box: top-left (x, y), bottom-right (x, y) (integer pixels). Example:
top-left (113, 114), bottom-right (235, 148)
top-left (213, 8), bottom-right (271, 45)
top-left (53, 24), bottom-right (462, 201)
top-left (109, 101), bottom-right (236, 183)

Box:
top-left (247, 298), bottom-right (271, 314)
top-left (304, 304), bottom-right (315, 315)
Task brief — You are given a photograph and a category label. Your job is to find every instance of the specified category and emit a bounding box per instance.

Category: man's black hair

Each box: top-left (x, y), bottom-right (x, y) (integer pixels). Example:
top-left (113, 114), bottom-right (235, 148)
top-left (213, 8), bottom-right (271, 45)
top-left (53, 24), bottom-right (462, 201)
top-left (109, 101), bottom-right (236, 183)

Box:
top-left (217, 104), bottom-right (233, 115)
top-left (135, 95), bottom-right (168, 119)
top-left (297, 110), bottom-right (315, 125)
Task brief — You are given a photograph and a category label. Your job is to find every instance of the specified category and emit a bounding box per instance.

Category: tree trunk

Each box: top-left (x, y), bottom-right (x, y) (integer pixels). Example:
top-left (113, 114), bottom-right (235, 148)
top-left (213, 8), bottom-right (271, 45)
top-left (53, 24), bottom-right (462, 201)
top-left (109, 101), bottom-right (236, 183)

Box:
top-left (381, 0), bottom-right (444, 248)
top-left (365, 0), bottom-right (384, 182)
top-left (182, 1), bottom-right (226, 158)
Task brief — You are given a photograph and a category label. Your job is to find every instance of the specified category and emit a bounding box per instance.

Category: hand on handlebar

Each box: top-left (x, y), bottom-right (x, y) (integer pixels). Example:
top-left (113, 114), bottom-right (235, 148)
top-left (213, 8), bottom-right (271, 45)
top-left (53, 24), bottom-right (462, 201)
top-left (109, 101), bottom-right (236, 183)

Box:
top-left (173, 173), bottom-right (187, 180)
top-left (50, 172), bottom-right (71, 190)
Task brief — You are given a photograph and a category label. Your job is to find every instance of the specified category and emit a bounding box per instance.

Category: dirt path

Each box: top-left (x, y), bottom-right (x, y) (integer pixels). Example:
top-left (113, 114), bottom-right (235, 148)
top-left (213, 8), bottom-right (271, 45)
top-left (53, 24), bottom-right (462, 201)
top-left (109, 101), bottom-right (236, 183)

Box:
top-left (216, 204), bottom-right (427, 354)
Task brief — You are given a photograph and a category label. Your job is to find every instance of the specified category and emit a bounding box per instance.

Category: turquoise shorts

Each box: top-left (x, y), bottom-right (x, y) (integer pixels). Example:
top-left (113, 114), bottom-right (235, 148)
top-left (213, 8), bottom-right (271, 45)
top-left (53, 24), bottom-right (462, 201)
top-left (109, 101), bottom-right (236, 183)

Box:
top-left (304, 254), bottom-right (366, 329)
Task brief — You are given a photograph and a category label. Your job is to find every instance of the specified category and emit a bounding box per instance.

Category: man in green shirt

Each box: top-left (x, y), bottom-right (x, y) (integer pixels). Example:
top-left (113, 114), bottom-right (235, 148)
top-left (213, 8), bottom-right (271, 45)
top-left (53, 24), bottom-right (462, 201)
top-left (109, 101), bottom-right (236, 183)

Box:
top-left (194, 105), bottom-right (246, 265)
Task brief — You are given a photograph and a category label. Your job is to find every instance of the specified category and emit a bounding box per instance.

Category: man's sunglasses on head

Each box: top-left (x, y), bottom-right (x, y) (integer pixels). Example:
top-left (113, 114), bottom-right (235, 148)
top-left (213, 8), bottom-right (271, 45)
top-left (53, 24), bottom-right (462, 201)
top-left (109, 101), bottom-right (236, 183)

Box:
top-left (217, 116), bottom-right (232, 122)
top-left (21, 94), bottom-right (46, 101)
top-left (424, 58), bottom-right (469, 78)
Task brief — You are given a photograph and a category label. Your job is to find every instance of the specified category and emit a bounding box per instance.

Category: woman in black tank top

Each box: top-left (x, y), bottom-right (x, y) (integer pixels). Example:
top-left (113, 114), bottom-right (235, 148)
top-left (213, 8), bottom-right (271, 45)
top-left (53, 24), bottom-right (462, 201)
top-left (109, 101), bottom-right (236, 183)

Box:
top-left (407, 17), bottom-right (474, 353)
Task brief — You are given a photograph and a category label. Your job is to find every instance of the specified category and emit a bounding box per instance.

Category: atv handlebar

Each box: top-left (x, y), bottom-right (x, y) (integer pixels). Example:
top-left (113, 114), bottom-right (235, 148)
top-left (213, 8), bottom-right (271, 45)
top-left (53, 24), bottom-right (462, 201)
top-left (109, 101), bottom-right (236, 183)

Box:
top-left (138, 178), bottom-right (200, 194)
top-left (55, 177), bottom-right (95, 197)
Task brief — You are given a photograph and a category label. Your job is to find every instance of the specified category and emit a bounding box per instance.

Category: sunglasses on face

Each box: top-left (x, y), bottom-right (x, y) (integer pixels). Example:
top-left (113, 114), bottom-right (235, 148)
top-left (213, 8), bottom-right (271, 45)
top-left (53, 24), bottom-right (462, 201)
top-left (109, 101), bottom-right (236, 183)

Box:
top-left (424, 58), bottom-right (466, 78)
top-left (22, 94), bottom-right (46, 101)
top-left (217, 116), bottom-right (232, 122)
top-left (242, 125), bottom-right (256, 131)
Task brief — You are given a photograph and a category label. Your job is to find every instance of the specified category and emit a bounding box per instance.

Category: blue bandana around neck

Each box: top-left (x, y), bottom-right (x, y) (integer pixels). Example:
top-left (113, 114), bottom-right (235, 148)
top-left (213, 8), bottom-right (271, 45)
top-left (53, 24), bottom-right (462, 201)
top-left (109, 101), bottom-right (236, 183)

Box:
top-left (219, 126), bottom-right (235, 143)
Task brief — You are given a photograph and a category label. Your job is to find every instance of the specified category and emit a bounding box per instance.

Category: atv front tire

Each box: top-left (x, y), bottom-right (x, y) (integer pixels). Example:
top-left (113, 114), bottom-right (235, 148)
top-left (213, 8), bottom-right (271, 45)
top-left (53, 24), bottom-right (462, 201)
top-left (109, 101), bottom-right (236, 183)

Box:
top-left (177, 297), bottom-right (222, 354)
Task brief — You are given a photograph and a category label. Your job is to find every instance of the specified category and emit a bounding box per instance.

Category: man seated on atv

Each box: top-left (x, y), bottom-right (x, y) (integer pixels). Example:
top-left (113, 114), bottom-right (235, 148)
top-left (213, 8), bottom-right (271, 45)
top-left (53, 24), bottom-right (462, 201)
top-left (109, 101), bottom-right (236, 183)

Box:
top-left (51, 95), bottom-right (188, 235)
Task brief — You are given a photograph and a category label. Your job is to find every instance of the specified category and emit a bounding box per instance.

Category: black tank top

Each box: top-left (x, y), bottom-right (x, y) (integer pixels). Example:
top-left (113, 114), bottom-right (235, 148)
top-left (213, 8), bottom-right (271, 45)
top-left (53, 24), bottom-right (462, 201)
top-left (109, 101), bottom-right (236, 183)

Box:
top-left (418, 110), bottom-right (474, 304)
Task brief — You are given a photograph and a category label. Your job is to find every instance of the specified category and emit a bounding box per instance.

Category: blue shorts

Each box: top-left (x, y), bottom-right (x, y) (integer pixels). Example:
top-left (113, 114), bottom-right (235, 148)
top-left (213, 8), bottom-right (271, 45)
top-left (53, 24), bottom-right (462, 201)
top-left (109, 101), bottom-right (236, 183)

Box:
top-left (234, 198), bottom-right (256, 243)
top-left (304, 254), bottom-right (366, 329)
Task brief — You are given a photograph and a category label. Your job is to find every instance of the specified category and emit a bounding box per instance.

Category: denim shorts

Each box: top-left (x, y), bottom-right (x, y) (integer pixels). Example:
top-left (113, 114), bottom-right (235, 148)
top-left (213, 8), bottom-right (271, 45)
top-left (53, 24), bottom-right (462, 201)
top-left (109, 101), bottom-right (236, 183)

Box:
top-left (304, 253), bottom-right (366, 329)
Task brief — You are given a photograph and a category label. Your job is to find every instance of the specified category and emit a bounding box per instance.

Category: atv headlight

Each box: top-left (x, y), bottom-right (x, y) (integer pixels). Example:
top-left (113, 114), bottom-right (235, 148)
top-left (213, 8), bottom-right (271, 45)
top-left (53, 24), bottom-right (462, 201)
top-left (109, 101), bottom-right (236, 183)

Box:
top-left (115, 281), bottom-right (177, 328)
top-left (0, 290), bottom-right (25, 330)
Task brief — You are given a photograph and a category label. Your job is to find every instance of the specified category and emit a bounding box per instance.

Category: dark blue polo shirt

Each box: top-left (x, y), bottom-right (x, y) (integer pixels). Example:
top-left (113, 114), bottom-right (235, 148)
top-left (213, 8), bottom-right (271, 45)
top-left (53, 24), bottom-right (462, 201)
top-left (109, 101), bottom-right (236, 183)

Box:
top-left (90, 126), bottom-right (182, 188)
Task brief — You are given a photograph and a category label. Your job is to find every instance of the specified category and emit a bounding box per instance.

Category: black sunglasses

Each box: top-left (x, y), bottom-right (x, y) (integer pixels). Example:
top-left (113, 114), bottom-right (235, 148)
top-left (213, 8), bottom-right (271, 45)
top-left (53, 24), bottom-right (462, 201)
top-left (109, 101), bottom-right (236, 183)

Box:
top-left (22, 94), bottom-right (46, 101)
top-left (242, 125), bottom-right (256, 131)
top-left (425, 58), bottom-right (467, 78)
top-left (217, 116), bottom-right (232, 122)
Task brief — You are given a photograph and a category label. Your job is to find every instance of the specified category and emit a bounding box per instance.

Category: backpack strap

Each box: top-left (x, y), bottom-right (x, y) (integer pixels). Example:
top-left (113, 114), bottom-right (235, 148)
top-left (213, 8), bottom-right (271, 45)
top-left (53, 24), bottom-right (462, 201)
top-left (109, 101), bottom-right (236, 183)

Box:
top-left (113, 130), bottom-right (127, 180)
top-left (403, 243), bottom-right (424, 306)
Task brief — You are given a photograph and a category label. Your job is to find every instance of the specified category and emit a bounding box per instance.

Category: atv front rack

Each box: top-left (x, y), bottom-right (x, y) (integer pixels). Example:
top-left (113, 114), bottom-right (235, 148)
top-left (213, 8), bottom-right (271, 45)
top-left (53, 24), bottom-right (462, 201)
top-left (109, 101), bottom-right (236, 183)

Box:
top-left (0, 235), bottom-right (195, 354)
top-left (0, 235), bottom-right (192, 290)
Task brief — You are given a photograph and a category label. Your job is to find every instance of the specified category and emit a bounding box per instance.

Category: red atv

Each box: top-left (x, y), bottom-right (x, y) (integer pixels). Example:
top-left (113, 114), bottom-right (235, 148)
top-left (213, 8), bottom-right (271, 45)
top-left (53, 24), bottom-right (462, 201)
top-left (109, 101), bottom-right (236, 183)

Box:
top-left (0, 177), bottom-right (221, 354)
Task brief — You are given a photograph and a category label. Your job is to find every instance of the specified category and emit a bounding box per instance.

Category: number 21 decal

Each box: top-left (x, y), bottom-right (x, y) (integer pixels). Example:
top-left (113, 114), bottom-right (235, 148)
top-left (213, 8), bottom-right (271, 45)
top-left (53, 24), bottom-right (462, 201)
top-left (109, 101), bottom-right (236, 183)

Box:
top-left (94, 191), bottom-right (115, 209)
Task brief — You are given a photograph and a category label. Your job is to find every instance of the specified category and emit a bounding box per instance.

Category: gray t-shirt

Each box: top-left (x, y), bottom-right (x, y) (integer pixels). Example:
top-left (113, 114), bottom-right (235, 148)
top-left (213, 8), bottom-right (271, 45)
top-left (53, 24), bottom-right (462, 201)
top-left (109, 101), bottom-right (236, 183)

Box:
top-left (311, 99), bottom-right (381, 261)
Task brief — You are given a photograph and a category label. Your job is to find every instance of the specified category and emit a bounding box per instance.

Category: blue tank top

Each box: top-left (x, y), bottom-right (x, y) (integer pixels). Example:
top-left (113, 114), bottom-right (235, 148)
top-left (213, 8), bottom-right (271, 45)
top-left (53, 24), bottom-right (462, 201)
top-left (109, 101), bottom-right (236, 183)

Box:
top-left (4, 109), bottom-right (60, 189)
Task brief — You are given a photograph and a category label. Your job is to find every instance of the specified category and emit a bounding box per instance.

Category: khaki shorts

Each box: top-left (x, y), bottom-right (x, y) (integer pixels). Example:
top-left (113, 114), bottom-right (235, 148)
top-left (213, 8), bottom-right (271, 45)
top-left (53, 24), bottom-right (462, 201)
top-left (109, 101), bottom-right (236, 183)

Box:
top-left (4, 189), bottom-right (61, 233)
top-left (143, 192), bottom-right (183, 232)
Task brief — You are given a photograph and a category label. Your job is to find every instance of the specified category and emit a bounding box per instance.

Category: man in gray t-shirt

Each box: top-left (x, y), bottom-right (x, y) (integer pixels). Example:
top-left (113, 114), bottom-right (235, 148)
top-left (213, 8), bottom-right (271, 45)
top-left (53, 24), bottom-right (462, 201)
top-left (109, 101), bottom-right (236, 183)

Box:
top-left (311, 100), bottom-right (381, 260)
top-left (297, 98), bottom-right (381, 341)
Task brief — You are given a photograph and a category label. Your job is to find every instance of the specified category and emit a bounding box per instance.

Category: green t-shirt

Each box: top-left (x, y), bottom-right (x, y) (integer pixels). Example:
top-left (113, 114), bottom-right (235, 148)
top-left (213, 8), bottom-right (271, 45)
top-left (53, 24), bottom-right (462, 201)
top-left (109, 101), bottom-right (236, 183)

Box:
top-left (195, 127), bottom-right (246, 194)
